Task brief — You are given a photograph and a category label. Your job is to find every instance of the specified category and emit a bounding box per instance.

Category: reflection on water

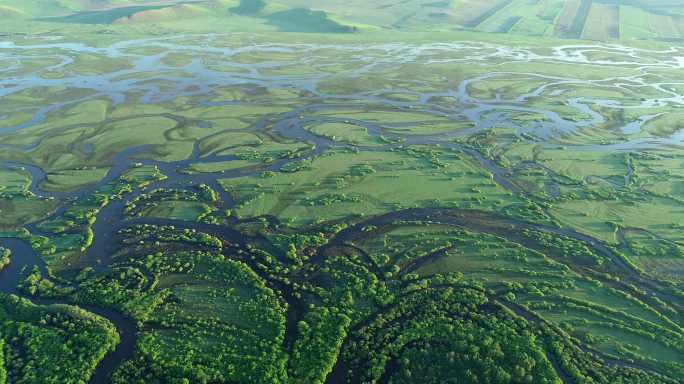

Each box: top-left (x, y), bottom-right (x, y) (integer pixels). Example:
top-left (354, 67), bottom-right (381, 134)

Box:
top-left (1, 36), bottom-right (684, 149)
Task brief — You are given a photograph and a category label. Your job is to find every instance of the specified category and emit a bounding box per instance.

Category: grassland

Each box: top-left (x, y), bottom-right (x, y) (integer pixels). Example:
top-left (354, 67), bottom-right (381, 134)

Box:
top-left (220, 148), bottom-right (518, 228)
top-left (306, 123), bottom-right (379, 146)
top-left (41, 168), bottom-right (110, 192)
top-left (2, 0), bottom-right (684, 40)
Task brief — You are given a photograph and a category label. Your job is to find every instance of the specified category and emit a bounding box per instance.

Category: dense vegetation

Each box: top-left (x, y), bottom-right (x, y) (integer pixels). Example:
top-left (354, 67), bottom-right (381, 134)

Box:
top-left (0, 248), bottom-right (9, 270)
top-left (0, 294), bottom-right (118, 384)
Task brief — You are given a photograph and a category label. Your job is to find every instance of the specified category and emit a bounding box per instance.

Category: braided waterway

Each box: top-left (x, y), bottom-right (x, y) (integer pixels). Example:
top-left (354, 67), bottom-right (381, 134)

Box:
top-left (0, 34), bottom-right (683, 382)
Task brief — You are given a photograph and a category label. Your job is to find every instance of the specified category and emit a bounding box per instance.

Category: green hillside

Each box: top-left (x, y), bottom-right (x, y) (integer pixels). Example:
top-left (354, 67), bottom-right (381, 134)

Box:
top-left (2, 1), bottom-right (684, 41)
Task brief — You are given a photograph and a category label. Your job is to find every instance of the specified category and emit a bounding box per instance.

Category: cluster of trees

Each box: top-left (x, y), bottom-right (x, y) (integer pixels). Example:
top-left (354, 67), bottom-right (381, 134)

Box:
top-left (0, 294), bottom-right (118, 384)
top-left (142, 251), bottom-right (198, 276)
top-left (124, 188), bottom-right (212, 217)
top-left (289, 307), bottom-right (351, 384)
top-left (19, 266), bottom-right (59, 297)
top-left (549, 337), bottom-right (676, 384)
top-left (64, 193), bottom-right (109, 225)
top-left (108, 251), bottom-right (289, 384)
top-left (523, 229), bottom-right (604, 266)
top-left (349, 164), bottom-right (377, 177)
top-left (119, 225), bottom-right (223, 250)
top-left (0, 339), bottom-right (5, 384)
top-left (198, 184), bottom-right (218, 203)
top-left (363, 227), bottom-right (459, 269)
top-left (627, 237), bottom-right (682, 259)
top-left (502, 201), bottom-right (552, 223)
top-left (57, 217), bottom-right (291, 383)
top-left (0, 247), bottom-right (9, 270)
top-left (120, 165), bottom-right (167, 187)
top-left (340, 283), bottom-right (560, 383)
top-left (27, 235), bottom-right (55, 256)
top-left (398, 146), bottom-right (451, 169)
top-left (309, 253), bottom-right (394, 318)
top-left (74, 266), bottom-right (151, 311)
top-left (267, 232), bottom-right (327, 264)
top-left (280, 160), bottom-right (312, 173)
top-left (304, 193), bottom-right (361, 207)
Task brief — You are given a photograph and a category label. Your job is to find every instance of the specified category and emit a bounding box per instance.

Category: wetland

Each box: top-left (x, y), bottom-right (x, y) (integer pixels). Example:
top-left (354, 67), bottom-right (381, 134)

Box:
top-left (0, 30), bottom-right (682, 383)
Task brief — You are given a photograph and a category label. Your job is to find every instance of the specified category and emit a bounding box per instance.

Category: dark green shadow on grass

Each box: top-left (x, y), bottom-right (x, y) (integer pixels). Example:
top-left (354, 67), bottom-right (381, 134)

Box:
top-left (36, 5), bottom-right (174, 24)
top-left (266, 8), bottom-right (355, 33)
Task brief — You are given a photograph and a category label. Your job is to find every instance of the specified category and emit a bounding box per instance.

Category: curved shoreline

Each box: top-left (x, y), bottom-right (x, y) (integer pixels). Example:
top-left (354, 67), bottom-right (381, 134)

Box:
top-left (0, 238), bottom-right (138, 384)
top-left (2, 37), bottom-right (684, 151)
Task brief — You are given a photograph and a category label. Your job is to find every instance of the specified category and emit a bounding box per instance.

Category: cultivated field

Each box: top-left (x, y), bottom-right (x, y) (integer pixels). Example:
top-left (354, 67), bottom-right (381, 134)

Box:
top-left (3, 0), bottom-right (684, 40)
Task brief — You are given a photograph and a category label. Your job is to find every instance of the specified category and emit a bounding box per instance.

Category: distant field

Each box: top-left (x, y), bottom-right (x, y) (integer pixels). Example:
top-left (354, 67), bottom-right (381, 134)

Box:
top-left (453, 0), bottom-right (684, 40)
top-left (3, 0), bottom-right (684, 40)
top-left (582, 3), bottom-right (620, 40)
top-left (39, 5), bottom-right (175, 24)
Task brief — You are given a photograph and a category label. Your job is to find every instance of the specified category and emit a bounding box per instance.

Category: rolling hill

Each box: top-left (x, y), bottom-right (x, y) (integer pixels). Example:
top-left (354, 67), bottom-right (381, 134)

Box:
top-left (2, 0), bottom-right (684, 40)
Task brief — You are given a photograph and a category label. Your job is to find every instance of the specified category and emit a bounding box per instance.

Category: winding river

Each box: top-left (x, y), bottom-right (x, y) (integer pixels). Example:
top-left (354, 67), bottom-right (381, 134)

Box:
top-left (0, 112), bottom-right (679, 381)
top-left (2, 35), bottom-right (684, 149)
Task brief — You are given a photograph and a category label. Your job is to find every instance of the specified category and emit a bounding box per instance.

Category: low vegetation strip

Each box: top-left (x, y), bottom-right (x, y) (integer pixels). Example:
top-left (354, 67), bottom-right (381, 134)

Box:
top-left (40, 5), bottom-right (174, 24)
top-left (464, 0), bottom-right (515, 28)
top-left (562, 0), bottom-right (593, 38)
top-left (582, 3), bottom-right (620, 40)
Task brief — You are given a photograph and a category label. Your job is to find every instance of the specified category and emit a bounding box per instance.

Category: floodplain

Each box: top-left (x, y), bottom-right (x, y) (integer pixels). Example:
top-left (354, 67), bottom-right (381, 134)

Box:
top-left (0, 23), bottom-right (682, 384)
